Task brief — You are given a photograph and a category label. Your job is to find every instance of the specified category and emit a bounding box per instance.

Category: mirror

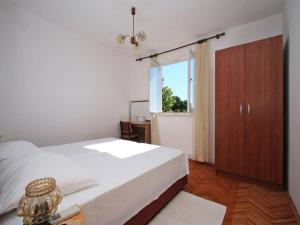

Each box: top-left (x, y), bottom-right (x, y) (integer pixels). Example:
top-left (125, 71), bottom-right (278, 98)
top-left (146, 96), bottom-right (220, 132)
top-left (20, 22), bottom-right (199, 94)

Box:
top-left (130, 100), bottom-right (151, 122)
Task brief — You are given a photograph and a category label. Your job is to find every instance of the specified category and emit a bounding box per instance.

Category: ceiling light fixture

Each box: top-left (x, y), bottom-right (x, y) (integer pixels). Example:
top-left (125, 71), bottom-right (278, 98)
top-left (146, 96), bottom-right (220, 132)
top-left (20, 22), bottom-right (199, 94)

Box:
top-left (116, 7), bottom-right (147, 47)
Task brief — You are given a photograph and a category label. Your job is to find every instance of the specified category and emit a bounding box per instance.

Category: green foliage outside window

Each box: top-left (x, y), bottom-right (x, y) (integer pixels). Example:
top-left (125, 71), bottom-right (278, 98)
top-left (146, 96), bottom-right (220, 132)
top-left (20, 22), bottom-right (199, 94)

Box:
top-left (162, 86), bottom-right (188, 112)
top-left (162, 87), bottom-right (176, 112)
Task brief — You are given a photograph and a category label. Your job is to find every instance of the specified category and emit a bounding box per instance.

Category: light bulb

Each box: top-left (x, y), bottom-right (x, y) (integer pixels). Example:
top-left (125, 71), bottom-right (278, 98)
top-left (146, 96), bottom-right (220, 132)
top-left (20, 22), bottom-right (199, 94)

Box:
top-left (136, 31), bottom-right (147, 42)
top-left (116, 34), bottom-right (125, 44)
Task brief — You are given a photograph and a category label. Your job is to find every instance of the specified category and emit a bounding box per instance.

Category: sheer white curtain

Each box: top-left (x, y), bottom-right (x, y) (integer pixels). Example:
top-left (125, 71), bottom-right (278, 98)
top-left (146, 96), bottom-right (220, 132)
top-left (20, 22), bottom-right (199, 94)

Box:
top-left (150, 60), bottom-right (162, 113)
top-left (193, 42), bottom-right (211, 162)
top-left (189, 49), bottom-right (196, 113)
top-left (150, 59), bottom-right (162, 145)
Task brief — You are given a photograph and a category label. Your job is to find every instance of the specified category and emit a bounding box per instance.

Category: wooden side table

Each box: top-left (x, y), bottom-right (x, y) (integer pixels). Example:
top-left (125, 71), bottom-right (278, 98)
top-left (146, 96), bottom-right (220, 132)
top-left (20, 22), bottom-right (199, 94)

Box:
top-left (57, 210), bottom-right (84, 225)
top-left (131, 122), bottom-right (151, 144)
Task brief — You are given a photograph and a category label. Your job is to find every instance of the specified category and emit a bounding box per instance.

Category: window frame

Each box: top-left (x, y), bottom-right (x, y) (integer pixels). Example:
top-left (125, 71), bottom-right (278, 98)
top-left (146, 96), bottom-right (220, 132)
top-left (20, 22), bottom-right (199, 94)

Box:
top-left (160, 59), bottom-right (194, 114)
top-left (149, 49), bottom-right (195, 115)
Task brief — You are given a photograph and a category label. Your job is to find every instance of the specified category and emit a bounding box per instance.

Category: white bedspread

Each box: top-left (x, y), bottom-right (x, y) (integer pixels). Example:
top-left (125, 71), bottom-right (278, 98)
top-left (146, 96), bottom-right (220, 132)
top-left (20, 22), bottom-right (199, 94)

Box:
top-left (0, 138), bottom-right (189, 225)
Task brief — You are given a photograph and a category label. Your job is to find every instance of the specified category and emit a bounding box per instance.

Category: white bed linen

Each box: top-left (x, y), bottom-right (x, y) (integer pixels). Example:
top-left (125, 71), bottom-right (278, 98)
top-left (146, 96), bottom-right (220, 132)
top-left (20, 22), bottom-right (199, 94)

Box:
top-left (0, 138), bottom-right (189, 225)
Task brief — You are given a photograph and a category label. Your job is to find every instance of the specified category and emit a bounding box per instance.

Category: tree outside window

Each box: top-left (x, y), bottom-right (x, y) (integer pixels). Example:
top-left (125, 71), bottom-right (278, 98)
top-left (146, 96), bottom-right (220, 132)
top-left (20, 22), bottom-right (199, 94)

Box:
top-left (161, 60), bottom-right (190, 113)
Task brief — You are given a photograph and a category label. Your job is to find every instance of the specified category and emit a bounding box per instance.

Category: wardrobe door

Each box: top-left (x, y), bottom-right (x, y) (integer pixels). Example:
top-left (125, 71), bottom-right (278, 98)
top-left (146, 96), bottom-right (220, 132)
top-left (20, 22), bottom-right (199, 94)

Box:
top-left (244, 36), bottom-right (283, 184)
top-left (216, 45), bottom-right (245, 175)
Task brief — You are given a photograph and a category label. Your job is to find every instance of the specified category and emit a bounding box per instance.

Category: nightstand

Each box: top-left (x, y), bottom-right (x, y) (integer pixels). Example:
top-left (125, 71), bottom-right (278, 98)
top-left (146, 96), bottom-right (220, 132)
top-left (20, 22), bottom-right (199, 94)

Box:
top-left (57, 210), bottom-right (84, 225)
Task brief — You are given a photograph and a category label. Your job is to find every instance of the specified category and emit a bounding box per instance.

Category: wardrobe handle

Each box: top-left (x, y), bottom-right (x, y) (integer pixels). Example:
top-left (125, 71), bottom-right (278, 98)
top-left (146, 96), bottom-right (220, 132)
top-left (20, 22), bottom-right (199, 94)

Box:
top-left (240, 104), bottom-right (243, 114)
top-left (247, 104), bottom-right (251, 115)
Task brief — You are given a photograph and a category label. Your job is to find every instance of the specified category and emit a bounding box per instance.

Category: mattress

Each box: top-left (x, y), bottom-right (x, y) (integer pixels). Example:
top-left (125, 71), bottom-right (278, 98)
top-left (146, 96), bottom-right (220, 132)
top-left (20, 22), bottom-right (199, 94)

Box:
top-left (0, 138), bottom-right (189, 225)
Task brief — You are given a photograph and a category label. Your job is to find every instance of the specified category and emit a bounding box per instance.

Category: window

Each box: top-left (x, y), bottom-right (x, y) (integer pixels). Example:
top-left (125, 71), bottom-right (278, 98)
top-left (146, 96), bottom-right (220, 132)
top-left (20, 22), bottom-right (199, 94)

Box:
top-left (150, 51), bottom-right (195, 113)
top-left (162, 61), bottom-right (188, 112)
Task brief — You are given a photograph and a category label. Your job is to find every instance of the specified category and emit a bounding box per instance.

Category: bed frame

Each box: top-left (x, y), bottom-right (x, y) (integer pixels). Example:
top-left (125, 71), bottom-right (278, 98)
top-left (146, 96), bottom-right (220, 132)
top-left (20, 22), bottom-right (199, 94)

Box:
top-left (124, 175), bottom-right (188, 225)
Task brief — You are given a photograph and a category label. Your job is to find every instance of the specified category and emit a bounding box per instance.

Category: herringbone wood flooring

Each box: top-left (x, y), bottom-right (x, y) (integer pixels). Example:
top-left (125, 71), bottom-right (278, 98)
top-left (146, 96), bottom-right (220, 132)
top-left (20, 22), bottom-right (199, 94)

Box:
top-left (184, 160), bottom-right (299, 225)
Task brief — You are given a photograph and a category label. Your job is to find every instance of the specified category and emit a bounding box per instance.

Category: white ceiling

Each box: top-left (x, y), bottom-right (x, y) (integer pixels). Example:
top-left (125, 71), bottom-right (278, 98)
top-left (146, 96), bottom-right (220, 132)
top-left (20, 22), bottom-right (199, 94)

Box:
top-left (11, 0), bottom-right (283, 57)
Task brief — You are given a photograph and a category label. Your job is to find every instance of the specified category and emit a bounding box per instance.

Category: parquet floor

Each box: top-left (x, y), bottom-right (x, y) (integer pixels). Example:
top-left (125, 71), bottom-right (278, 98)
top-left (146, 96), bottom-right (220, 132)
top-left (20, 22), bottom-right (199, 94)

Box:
top-left (184, 160), bottom-right (299, 225)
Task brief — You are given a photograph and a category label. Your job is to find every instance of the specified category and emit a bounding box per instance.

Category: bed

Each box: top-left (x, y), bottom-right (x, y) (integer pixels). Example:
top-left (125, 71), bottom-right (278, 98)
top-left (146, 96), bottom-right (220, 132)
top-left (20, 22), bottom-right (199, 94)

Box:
top-left (0, 138), bottom-right (189, 225)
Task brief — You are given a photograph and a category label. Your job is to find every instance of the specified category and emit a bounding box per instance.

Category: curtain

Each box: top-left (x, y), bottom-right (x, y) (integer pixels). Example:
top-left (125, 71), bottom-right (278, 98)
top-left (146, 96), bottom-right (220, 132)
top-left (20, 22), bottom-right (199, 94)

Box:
top-left (189, 49), bottom-right (196, 113)
top-left (193, 42), bottom-right (210, 162)
top-left (150, 60), bottom-right (162, 113)
top-left (150, 59), bottom-right (162, 145)
top-left (151, 113), bottom-right (160, 145)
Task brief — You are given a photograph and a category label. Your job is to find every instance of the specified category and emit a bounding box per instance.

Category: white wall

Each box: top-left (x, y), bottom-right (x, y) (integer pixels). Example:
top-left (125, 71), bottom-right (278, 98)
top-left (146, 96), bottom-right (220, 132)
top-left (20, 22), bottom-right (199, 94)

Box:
top-left (157, 115), bottom-right (193, 158)
top-left (0, 2), bottom-right (131, 146)
top-left (130, 13), bottom-right (283, 160)
top-left (283, 0), bottom-right (300, 214)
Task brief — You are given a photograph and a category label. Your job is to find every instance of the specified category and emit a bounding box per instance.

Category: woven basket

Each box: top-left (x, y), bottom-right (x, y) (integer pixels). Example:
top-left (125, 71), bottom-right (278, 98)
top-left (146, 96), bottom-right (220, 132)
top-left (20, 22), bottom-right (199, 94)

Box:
top-left (25, 177), bottom-right (56, 197)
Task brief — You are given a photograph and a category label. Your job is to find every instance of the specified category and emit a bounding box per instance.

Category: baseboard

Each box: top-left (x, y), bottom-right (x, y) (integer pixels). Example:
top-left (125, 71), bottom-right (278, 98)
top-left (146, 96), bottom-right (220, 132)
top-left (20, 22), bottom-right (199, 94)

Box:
top-left (287, 193), bottom-right (300, 225)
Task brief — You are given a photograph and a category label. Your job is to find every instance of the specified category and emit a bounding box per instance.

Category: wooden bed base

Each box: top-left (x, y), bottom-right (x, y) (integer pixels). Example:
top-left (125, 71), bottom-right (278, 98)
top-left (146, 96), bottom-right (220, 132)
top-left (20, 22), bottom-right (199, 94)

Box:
top-left (124, 175), bottom-right (188, 225)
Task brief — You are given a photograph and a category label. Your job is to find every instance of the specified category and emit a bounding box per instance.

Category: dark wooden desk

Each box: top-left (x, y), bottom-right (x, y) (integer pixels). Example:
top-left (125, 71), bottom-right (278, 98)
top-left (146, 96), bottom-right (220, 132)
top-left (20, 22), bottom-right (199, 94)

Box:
top-left (131, 122), bottom-right (151, 144)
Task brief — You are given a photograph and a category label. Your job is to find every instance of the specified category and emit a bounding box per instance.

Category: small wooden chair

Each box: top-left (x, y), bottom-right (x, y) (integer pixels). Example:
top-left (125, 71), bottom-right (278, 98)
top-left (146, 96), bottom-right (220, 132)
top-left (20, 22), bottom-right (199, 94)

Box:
top-left (120, 121), bottom-right (139, 141)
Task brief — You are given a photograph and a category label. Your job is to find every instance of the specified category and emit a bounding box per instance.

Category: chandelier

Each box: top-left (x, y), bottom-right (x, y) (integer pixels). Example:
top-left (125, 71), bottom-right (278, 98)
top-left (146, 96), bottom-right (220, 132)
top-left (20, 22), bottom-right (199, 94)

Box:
top-left (116, 7), bottom-right (147, 47)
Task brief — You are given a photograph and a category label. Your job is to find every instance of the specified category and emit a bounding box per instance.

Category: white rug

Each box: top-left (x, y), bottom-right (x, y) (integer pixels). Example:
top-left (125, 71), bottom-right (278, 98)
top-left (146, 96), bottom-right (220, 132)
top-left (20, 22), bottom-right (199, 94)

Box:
top-left (148, 191), bottom-right (226, 225)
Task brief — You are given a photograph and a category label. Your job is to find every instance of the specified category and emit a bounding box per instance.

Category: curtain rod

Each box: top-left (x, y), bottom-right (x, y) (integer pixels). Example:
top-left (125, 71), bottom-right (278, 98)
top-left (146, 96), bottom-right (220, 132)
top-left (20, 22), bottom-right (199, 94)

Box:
top-left (136, 32), bottom-right (225, 62)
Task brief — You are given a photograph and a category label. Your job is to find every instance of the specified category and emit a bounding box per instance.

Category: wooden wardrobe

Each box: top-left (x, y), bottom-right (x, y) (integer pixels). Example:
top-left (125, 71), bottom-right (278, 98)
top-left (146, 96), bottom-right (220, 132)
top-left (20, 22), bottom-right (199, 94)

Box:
top-left (215, 35), bottom-right (283, 186)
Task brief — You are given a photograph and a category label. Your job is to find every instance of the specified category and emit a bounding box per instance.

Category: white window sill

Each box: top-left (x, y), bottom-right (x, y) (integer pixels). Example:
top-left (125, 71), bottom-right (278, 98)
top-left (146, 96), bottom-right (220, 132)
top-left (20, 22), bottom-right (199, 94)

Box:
top-left (156, 112), bottom-right (193, 117)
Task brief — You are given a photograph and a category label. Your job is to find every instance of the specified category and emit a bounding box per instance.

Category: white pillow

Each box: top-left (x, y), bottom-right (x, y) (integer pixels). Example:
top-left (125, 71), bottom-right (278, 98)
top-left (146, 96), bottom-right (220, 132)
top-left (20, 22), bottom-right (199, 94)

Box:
top-left (0, 141), bottom-right (41, 159)
top-left (0, 151), bottom-right (98, 215)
